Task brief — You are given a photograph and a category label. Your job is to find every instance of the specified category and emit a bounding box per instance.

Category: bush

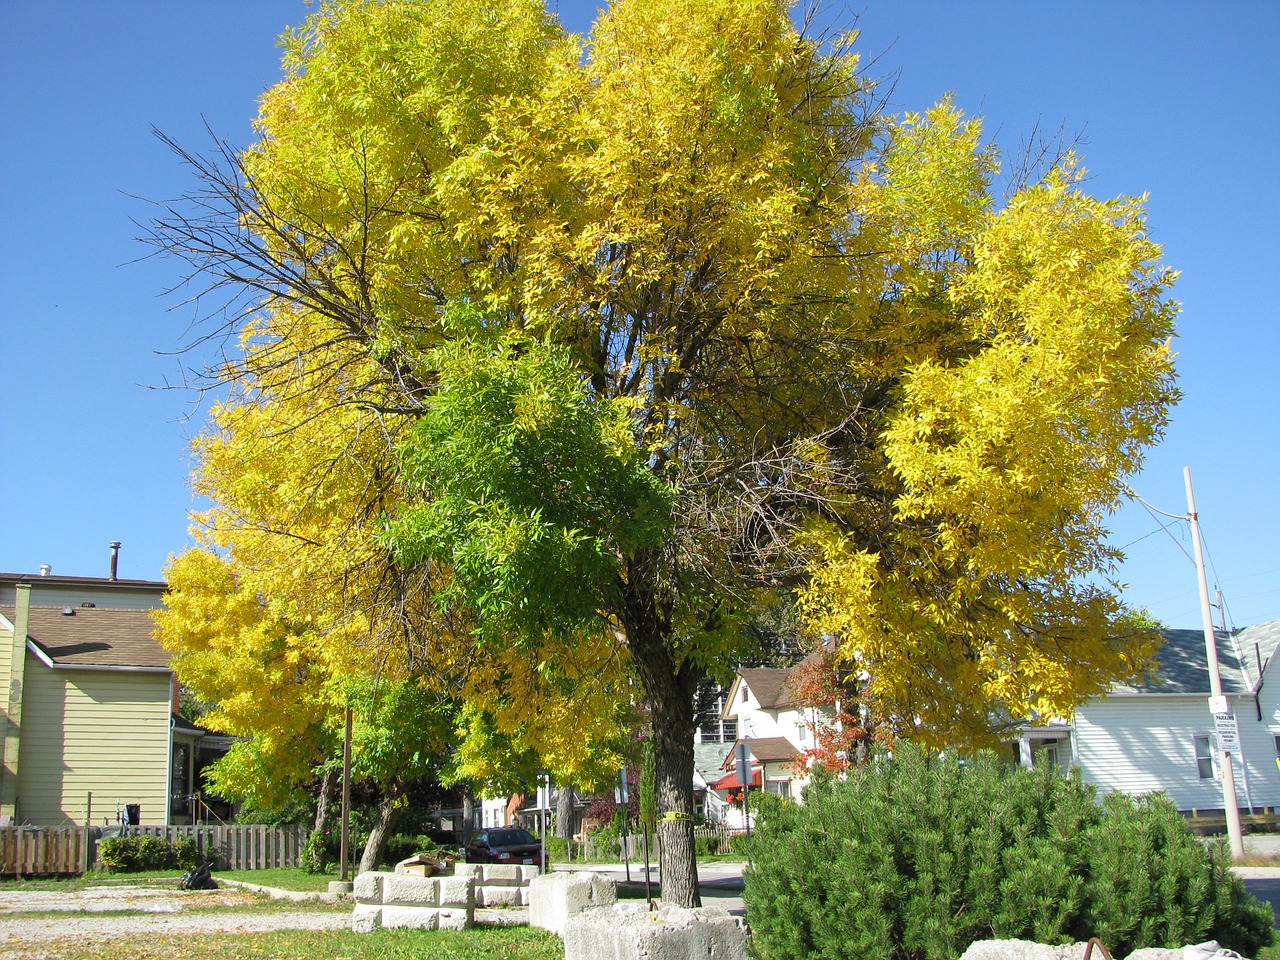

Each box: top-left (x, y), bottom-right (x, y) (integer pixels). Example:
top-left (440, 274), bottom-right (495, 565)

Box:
top-left (545, 836), bottom-right (581, 864)
top-left (380, 833), bottom-right (449, 868)
top-left (301, 828), bottom-right (333, 874)
top-left (98, 834), bottom-right (199, 873)
top-left (695, 833), bottom-right (721, 858)
top-left (744, 746), bottom-right (1274, 960)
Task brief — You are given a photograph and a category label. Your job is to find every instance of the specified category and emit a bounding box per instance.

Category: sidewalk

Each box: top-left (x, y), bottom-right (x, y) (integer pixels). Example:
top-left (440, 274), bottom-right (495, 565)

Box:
top-left (553, 860), bottom-right (746, 915)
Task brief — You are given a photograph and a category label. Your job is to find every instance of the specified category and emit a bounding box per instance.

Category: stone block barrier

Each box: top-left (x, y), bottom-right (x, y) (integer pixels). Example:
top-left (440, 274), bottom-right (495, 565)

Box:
top-left (529, 870), bottom-right (617, 936)
top-left (351, 870), bottom-right (474, 932)
top-left (564, 901), bottom-right (748, 960)
top-left (453, 862), bottom-right (541, 907)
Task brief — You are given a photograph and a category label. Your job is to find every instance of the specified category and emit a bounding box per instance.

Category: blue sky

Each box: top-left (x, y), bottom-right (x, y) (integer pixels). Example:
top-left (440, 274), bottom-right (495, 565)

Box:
top-left (1, 2), bottom-right (1275, 630)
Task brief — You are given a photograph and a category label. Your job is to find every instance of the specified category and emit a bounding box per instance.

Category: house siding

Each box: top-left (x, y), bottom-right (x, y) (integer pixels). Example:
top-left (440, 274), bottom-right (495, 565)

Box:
top-left (1074, 694), bottom-right (1280, 812)
top-left (17, 657), bottom-right (171, 827)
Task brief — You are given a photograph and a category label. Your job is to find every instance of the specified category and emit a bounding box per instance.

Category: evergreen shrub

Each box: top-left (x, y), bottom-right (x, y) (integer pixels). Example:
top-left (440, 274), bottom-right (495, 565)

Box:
top-left (98, 834), bottom-right (199, 872)
top-left (744, 746), bottom-right (1274, 960)
top-left (695, 833), bottom-right (721, 858)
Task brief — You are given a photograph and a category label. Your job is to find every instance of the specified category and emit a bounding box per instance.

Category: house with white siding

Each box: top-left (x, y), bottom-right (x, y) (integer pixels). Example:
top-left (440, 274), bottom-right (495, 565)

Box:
top-left (1020, 619), bottom-right (1280, 816)
top-left (715, 666), bottom-right (829, 814)
top-left (0, 570), bottom-right (230, 828)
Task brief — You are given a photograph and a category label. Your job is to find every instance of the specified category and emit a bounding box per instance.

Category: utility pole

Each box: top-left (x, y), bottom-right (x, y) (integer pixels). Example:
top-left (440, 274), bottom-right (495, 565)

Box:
top-left (1185, 467), bottom-right (1245, 860)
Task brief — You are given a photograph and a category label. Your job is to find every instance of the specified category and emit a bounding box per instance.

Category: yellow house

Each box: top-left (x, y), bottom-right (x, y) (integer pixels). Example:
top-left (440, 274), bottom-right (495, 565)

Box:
top-left (0, 569), bottom-right (228, 827)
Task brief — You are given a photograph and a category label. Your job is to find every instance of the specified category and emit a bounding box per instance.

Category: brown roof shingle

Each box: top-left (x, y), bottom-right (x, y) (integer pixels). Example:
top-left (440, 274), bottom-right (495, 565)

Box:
top-left (1, 605), bottom-right (170, 670)
top-left (736, 667), bottom-right (799, 710)
top-left (721, 736), bottom-right (800, 767)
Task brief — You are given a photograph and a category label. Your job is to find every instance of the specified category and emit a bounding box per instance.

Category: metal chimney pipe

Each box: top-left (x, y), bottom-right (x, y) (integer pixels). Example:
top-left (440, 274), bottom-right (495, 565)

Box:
top-left (38, 565), bottom-right (51, 577)
top-left (108, 541), bottom-right (121, 581)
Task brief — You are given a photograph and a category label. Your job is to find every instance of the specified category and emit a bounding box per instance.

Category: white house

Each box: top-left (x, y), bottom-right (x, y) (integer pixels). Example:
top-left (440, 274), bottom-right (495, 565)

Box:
top-left (1022, 619), bottom-right (1280, 816)
top-left (712, 665), bottom-right (830, 819)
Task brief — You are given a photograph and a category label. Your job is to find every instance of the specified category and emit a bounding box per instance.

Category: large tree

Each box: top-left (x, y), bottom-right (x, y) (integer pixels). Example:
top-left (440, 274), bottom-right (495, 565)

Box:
top-left (153, 0), bottom-right (1176, 906)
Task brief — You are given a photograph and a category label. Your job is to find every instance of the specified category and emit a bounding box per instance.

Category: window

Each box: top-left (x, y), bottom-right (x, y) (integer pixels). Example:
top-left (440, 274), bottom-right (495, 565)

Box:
top-left (741, 686), bottom-right (748, 703)
top-left (1194, 735), bottom-right (1215, 780)
top-left (1032, 737), bottom-right (1063, 769)
top-left (796, 723), bottom-right (808, 743)
top-left (1273, 733), bottom-right (1280, 758)
top-left (170, 742), bottom-right (191, 818)
top-left (765, 779), bottom-right (791, 798)
top-left (696, 695), bottom-right (738, 743)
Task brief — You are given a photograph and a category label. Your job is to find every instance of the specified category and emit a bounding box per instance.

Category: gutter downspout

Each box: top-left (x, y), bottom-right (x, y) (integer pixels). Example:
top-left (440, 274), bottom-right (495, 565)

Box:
top-left (1, 583), bottom-right (31, 824)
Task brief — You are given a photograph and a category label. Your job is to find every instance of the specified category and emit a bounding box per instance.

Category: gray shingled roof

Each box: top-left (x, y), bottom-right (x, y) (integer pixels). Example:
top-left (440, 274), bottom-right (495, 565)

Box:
top-left (1113, 619), bottom-right (1280, 696)
top-left (1, 605), bottom-right (170, 669)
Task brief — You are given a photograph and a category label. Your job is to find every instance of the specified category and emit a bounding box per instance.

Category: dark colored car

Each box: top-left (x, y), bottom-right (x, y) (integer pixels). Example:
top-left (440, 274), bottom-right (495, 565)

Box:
top-left (465, 827), bottom-right (544, 869)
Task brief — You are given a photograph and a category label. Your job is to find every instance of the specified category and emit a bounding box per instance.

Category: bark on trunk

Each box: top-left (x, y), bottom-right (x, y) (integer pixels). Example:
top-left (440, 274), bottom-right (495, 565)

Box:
top-left (620, 561), bottom-right (704, 908)
top-left (312, 767), bottom-right (334, 835)
top-left (461, 787), bottom-right (475, 845)
top-left (650, 686), bottom-right (701, 907)
top-left (358, 784), bottom-right (401, 874)
top-left (555, 783), bottom-right (576, 840)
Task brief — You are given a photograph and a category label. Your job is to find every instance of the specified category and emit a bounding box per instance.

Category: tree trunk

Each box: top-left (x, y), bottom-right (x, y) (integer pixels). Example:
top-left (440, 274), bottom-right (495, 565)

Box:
top-left (461, 787), bottom-right (475, 845)
top-left (555, 783), bottom-right (576, 840)
top-left (313, 767), bottom-right (334, 835)
top-left (621, 566), bottom-right (704, 908)
top-left (649, 682), bottom-right (701, 907)
top-left (358, 784), bottom-right (401, 873)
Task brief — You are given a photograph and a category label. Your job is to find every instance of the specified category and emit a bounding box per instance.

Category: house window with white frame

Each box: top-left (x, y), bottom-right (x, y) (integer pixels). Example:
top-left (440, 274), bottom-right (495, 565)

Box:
top-left (765, 779), bottom-right (791, 798)
top-left (796, 723), bottom-right (808, 743)
top-left (1194, 735), bottom-right (1215, 780)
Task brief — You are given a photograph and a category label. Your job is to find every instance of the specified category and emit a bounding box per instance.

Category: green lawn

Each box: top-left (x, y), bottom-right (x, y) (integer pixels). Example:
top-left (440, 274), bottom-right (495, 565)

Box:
top-left (213, 866), bottom-right (344, 891)
top-left (0, 870), bottom-right (186, 892)
top-left (19, 926), bottom-right (563, 960)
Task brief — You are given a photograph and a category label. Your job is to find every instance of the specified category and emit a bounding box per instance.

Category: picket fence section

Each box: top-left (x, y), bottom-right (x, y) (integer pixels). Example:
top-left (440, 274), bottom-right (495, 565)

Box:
top-left (0, 824), bottom-right (306, 876)
top-left (122, 824), bottom-right (308, 871)
top-left (694, 825), bottom-right (745, 856)
top-left (0, 827), bottom-right (83, 876)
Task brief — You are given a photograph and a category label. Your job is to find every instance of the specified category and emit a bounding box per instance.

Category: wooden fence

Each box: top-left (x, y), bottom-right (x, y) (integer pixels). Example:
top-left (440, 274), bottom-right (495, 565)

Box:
top-left (0, 827), bottom-right (84, 876)
top-left (0, 824), bottom-right (307, 876)
top-left (121, 824), bottom-right (308, 871)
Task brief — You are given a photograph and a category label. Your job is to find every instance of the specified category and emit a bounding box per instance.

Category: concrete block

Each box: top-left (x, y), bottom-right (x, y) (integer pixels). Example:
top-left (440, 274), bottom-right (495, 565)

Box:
top-left (564, 901), bottom-right (747, 960)
top-left (959, 942), bottom-right (1091, 960)
top-left (437, 875), bottom-right (476, 909)
top-left (382, 905), bottom-right (440, 930)
top-left (1126, 951), bottom-right (1183, 960)
top-left (384, 874), bottom-right (440, 906)
top-left (519, 865), bottom-right (541, 883)
top-left (351, 903), bottom-right (383, 934)
top-left (438, 907), bottom-right (472, 931)
top-left (529, 871), bottom-right (618, 937)
top-left (353, 871), bottom-right (390, 903)
top-left (484, 864), bottom-right (520, 883)
top-left (453, 863), bottom-right (483, 882)
top-left (479, 885), bottom-right (523, 907)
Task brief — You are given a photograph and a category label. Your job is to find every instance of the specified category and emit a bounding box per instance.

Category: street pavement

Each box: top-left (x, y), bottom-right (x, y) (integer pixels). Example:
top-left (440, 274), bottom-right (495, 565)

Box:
top-left (553, 860), bottom-right (746, 915)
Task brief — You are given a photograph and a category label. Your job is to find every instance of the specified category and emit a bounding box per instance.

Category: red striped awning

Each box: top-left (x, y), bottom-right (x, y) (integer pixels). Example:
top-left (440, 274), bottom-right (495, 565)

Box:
top-left (711, 768), bottom-right (761, 791)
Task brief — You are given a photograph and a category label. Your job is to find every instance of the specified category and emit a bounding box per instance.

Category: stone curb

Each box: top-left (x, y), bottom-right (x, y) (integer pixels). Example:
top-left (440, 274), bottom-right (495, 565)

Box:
top-left (215, 877), bottom-right (344, 903)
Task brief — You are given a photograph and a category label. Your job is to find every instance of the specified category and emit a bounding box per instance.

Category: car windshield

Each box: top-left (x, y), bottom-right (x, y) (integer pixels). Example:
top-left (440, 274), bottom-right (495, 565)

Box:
top-left (489, 829), bottom-right (536, 846)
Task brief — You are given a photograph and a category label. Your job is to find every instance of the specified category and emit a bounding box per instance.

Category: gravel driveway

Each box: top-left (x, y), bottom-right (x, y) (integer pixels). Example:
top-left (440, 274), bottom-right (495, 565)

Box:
top-left (0, 883), bottom-right (348, 956)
